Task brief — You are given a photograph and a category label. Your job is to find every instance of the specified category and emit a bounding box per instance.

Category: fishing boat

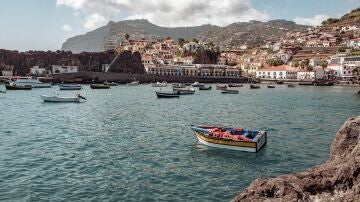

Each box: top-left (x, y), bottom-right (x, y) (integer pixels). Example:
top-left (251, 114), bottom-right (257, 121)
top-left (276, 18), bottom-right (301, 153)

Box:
top-left (250, 84), bottom-right (260, 89)
top-left (59, 84), bottom-right (82, 90)
top-left (221, 89), bottom-right (239, 94)
top-left (191, 126), bottom-right (267, 152)
top-left (41, 94), bottom-right (86, 103)
top-left (228, 83), bottom-right (243, 87)
top-left (13, 77), bottom-right (51, 88)
top-left (216, 84), bottom-right (228, 90)
top-left (152, 81), bottom-right (167, 87)
top-left (127, 80), bottom-right (140, 86)
top-left (172, 83), bottom-right (186, 88)
top-left (156, 91), bottom-right (180, 98)
top-left (173, 87), bottom-right (195, 95)
top-left (5, 83), bottom-right (32, 90)
top-left (276, 80), bottom-right (284, 85)
top-left (267, 85), bottom-right (275, 88)
top-left (192, 81), bottom-right (204, 87)
top-left (288, 84), bottom-right (296, 88)
top-left (104, 81), bottom-right (118, 86)
top-left (199, 85), bottom-right (212, 90)
top-left (90, 84), bottom-right (110, 89)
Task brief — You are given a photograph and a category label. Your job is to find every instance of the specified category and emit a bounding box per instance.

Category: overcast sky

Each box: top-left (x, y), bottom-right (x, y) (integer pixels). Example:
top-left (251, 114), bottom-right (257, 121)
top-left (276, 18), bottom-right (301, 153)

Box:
top-left (0, 0), bottom-right (359, 51)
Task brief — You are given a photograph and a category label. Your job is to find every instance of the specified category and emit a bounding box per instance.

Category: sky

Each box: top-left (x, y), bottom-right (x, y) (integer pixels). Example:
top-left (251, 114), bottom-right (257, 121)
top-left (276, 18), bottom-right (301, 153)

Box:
top-left (0, 0), bottom-right (359, 51)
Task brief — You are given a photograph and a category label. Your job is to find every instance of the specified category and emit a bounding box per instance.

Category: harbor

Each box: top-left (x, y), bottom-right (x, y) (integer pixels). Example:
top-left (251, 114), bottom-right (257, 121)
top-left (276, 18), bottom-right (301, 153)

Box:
top-left (0, 83), bottom-right (359, 201)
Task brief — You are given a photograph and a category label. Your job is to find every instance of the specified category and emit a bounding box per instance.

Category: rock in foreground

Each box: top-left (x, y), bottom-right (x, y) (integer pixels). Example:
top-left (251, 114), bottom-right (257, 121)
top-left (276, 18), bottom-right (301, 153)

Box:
top-left (233, 116), bottom-right (360, 202)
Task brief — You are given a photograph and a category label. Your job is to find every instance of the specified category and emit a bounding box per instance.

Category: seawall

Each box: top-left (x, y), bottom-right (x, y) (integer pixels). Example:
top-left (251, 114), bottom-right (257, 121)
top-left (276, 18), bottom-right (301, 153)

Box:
top-left (233, 116), bottom-right (360, 202)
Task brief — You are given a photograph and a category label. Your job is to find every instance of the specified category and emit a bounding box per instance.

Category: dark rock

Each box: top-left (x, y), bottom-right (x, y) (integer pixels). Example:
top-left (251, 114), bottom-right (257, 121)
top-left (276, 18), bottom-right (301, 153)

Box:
top-left (193, 48), bottom-right (220, 64)
top-left (108, 50), bottom-right (145, 74)
top-left (233, 116), bottom-right (360, 202)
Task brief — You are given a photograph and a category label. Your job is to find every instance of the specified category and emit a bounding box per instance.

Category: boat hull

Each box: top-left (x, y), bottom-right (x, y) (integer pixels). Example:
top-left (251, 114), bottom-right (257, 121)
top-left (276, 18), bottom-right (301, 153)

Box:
top-left (156, 92), bottom-right (179, 98)
top-left (90, 84), bottom-right (110, 89)
top-left (193, 131), bottom-right (266, 153)
top-left (5, 84), bottom-right (32, 90)
top-left (221, 90), bottom-right (239, 94)
top-left (59, 84), bottom-right (82, 90)
top-left (41, 95), bottom-right (81, 102)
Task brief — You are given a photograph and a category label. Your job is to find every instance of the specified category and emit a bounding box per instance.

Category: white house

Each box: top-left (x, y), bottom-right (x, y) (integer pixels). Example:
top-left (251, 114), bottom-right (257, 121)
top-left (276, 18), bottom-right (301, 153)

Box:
top-left (30, 66), bottom-right (48, 75)
top-left (256, 65), bottom-right (298, 79)
top-left (328, 56), bottom-right (360, 79)
top-left (347, 38), bottom-right (360, 49)
top-left (102, 64), bottom-right (110, 72)
top-left (1, 65), bottom-right (14, 76)
top-left (51, 65), bottom-right (79, 74)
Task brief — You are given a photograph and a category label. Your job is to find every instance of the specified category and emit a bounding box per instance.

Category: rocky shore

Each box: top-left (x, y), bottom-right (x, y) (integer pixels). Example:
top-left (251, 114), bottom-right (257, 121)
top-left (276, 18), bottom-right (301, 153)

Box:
top-left (233, 116), bottom-right (360, 202)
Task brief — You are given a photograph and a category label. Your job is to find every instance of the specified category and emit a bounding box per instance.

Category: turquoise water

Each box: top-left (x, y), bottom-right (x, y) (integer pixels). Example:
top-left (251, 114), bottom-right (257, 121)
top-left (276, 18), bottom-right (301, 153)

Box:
top-left (0, 84), bottom-right (359, 201)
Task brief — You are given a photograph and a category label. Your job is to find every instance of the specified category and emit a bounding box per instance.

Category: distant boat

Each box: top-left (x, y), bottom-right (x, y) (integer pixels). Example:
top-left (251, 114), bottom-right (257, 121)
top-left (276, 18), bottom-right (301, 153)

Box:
top-left (299, 82), bottom-right (314, 86)
top-left (13, 77), bottom-right (51, 88)
top-left (59, 84), bottom-right (82, 90)
top-left (267, 85), bottom-right (275, 88)
top-left (191, 126), bottom-right (267, 152)
top-left (41, 94), bottom-right (86, 103)
top-left (199, 85), bottom-right (212, 90)
top-left (152, 81), bottom-right (167, 87)
top-left (250, 84), bottom-right (260, 89)
top-left (228, 84), bottom-right (243, 87)
top-left (192, 81), bottom-right (204, 87)
top-left (288, 84), bottom-right (296, 88)
top-left (90, 84), bottom-right (110, 89)
top-left (173, 87), bottom-right (195, 95)
top-left (156, 91), bottom-right (180, 98)
top-left (276, 80), bottom-right (284, 85)
top-left (172, 83), bottom-right (186, 88)
top-left (216, 84), bottom-right (227, 90)
top-left (221, 89), bottom-right (239, 94)
top-left (127, 80), bottom-right (140, 86)
top-left (5, 83), bottom-right (32, 90)
top-left (314, 81), bottom-right (334, 86)
top-left (104, 81), bottom-right (118, 86)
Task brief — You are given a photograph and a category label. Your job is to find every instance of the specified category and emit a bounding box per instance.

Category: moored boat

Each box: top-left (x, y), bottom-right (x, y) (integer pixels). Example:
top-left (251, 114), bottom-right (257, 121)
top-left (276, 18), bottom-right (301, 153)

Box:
top-left (221, 89), bottom-right (239, 94)
top-left (276, 80), bottom-right (284, 85)
top-left (59, 84), bottom-right (82, 90)
top-left (156, 91), bottom-right (180, 98)
top-left (173, 87), bottom-right (195, 95)
top-left (299, 82), bottom-right (314, 86)
top-left (250, 84), bottom-right (260, 89)
top-left (41, 94), bottom-right (86, 103)
top-left (104, 81), bottom-right (118, 86)
top-left (90, 84), bottom-right (110, 89)
top-left (192, 81), bottom-right (204, 87)
top-left (288, 84), bottom-right (296, 88)
top-left (152, 81), bottom-right (167, 87)
top-left (13, 77), bottom-right (51, 88)
top-left (127, 80), bottom-right (140, 86)
top-left (216, 84), bottom-right (227, 90)
top-left (191, 126), bottom-right (267, 152)
top-left (228, 83), bottom-right (243, 87)
top-left (172, 83), bottom-right (186, 88)
top-left (267, 85), bottom-right (275, 88)
top-left (5, 83), bottom-right (32, 90)
top-left (199, 85), bottom-right (212, 90)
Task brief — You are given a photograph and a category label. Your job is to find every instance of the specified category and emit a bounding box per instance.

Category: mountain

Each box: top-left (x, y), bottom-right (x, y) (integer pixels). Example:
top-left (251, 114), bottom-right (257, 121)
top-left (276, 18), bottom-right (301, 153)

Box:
top-left (61, 19), bottom-right (309, 53)
top-left (322, 7), bottom-right (360, 27)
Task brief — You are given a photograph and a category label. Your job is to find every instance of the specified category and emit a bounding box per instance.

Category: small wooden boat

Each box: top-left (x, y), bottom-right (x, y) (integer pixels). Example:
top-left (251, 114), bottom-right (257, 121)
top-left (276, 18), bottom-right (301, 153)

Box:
top-left (90, 84), bottom-right (110, 89)
top-left (192, 81), bottom-right (204, 87)
top-left (156, 91), bottom-right (180, 98)
top-left (173, 87), bottom-right (195, 95)
top-left (250, 84), bottom-right (260, 89)
top-left (41, 94), bottom-right (86, 103)
top-left (216, 84), bottom-right (227, 90)
top-left (152, 81), bottom-right (167, 87)
top-left (288, 84), bottom-right (296, 88)
top-left (276, 80), bottom-right (284, 85)
top-left (267, 85), bottom-right (275, 88)
top-left (199, 86), bottom-right (212, 90)
top-left (228, 84), bottom-right (243, 87)
top-left (221, 89), bottom-right (239, 94)
top-left (104, 81), bottom-right (118, 86)
top-left (59, 84), bottom-right (82, 90)
top-left (5, 83), bottom-right (32, 90)
top-left (127, 80), bottom-right (140, 86)
top-left (191, 126), bottom-right (267, 152)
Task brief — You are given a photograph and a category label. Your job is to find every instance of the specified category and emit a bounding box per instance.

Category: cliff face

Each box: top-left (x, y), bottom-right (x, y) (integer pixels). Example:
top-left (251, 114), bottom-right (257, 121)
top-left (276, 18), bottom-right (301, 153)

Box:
top-left (108, 51), bottom-right (145, 74)
top-left (233, 116), bottom-right (360, 202)
top-left (0, 49), bottom-right (116, 75)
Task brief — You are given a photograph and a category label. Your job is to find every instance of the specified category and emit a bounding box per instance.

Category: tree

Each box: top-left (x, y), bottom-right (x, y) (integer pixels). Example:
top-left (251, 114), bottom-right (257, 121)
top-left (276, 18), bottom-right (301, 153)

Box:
top-left (267, 58), bottom-right (285, 66)
top-left (320, 60), bottom-right (328, 68)
top-left (300, 59), bottom-right (310, 69)
top-left (192, 38), bottom-right (199, 44)
top-left (125, 33), bottom-right (130, 40)
top-left (178, 38), bottom-right (186, 47)
top-left (293, 60), bottom-right (300, 67)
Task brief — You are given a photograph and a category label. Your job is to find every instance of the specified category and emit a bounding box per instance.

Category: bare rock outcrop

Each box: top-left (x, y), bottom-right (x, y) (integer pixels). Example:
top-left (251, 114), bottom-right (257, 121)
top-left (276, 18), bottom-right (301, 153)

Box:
top-left (233, 116), bottom-right (360, 202)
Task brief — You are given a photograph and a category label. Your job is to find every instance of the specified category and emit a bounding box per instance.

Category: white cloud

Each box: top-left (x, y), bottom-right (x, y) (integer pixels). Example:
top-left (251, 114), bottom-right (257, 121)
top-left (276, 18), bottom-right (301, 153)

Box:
top-left (56, 0), bottom-right (270, 29)
top-left (84, 13), bottom-right (107, 29)
top-left (62, 24), bottom-right (74, 32)
top-left (294, 14), bottom-right (329, 27)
